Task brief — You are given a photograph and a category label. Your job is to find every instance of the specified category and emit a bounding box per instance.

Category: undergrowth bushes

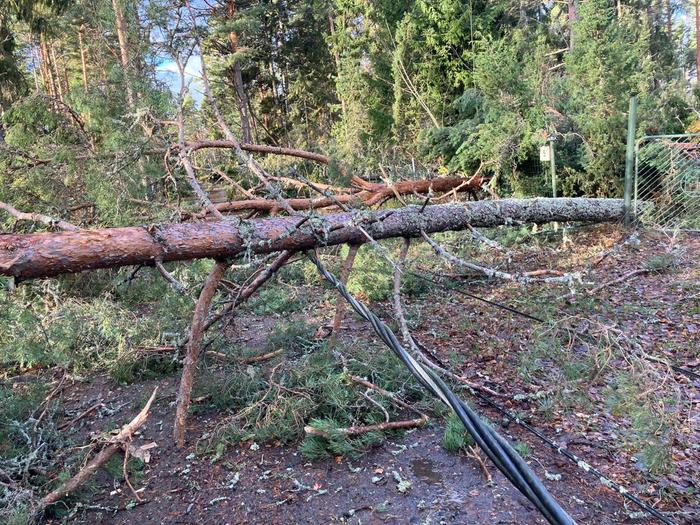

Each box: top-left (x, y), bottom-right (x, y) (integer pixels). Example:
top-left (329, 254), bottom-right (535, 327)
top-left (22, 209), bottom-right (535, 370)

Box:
top-left (197, 321), bottom-right (438, 460)
top-left (0, 261), bottom-right (206, 377)
top-left (1, 287), bottom-right (146, 371)
top-left (0, 382), bottom-right (61, 523)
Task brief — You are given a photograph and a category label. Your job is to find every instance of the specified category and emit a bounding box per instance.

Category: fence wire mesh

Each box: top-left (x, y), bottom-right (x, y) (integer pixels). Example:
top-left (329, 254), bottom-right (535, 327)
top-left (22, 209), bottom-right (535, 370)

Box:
top-left (635, 134), bottom-right (700, 230)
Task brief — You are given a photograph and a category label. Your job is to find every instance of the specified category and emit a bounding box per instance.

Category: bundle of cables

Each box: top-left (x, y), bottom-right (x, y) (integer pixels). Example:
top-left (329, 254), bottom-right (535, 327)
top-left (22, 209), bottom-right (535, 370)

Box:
top-left (308, 252), bottom-right (577, 525)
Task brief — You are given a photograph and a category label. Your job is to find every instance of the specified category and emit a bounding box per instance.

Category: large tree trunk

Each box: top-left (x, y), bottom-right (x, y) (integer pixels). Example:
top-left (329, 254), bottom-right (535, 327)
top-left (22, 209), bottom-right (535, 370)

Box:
top-left (49, 42), bottom-right (64, 102)
top-left (112, 0), bottom-right (136, 109)
top-left (78, 25), bottom-right (89, 94)
top-left (39, 35), bottom-right (57, 100)
top-left (567, 0), bottom-right (578, 51)
top-left (226, 0), bottom-right (253, 143)
top-left (696, 0), bottom-right (700, 82)
top-left (0, 198), bottom-right (625, 280)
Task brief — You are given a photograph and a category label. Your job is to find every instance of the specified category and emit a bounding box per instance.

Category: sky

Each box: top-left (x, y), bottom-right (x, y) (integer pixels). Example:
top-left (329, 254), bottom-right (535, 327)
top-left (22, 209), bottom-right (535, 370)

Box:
top-left (155, 55), bottom-right (205, 105)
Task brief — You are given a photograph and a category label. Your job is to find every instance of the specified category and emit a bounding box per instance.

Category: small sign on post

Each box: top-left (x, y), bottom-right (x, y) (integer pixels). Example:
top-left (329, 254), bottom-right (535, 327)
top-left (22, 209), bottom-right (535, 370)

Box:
top-left (539, 145), bottom-right (551, 162)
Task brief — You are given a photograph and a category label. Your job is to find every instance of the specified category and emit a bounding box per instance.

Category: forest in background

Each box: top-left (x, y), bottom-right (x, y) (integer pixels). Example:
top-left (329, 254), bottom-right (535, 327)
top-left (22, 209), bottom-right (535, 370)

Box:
top-left (1, 0), bottom-right (700, 224)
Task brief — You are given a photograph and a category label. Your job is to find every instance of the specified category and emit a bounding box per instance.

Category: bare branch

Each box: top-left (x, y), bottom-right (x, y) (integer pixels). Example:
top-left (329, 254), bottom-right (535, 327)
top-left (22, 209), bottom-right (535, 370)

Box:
top-left (0, 202), bottom-right (79, 231)
top-left (327, 245), bottom-right (360, 348)
top-left (421, 231), bottom-right (582, 285)
top-left (174, 260), bottom-right (227, 448)
top-left (587, 268), bottom-right (650, 295)
top-left (304, 417), bottom-right (427, 438)
top-left (392, 238), bottom-right (416, 350)
top-left (154, 260), bottom-right (187, 295)
top-left (182, 140), bottom-right (330, 164)
top-left (37, 388), bottom-right (158, 513)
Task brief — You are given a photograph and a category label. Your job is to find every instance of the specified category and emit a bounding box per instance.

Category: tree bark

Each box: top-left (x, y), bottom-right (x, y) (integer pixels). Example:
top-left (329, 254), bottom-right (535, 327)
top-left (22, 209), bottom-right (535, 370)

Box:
top-left (39, 36), bottom-right (57, 100)
top-left (226, 0), bottom-right (253, 142)
top-left (78, 25), bottom-right (89, 94)
top-left (112, 0), bottom-right (135, 108)
top-left (567, 0), bottom-right (578, 51)
top-left (0, 198), bottom-right (625, 280)
top-left (327, 244), bottom-right (359, 348)
top-left (49, 42), bottom-right (64, 102)
top-left (696, 0), bottom-right (700, 82)
top-left (173, 260), bottom-right (227, 448)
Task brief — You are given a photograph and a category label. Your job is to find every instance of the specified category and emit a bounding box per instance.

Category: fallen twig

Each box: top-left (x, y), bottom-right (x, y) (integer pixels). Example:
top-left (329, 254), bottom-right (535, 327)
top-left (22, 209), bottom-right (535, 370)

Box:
top-left (33, 371), bottom-right (69, 430)
top-left (304, 417), bottom-right (427, 438)
top-left (36, 388), bottom-right (157, 514)
top-left (238, 349), bottom-right (284, 364)
top-left (58, 402), bottom-right (105, 431)
top-left (467, 445), bottom-right (492, 483)
top-left (587, 268), bottom-right (650, 295)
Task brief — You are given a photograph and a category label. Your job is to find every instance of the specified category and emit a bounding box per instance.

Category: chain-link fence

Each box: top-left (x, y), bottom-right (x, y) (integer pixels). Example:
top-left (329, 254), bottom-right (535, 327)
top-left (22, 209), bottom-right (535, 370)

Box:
top-left (634, 134), bottom-right (700, 230)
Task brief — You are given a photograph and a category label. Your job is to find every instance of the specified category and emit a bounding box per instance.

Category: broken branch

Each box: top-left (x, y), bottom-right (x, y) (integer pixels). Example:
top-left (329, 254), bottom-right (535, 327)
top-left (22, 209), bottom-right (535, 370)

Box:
top-left (173, 260), bottom-right (228, 448)
top-left (36, 388), bottom-right (157, 514)
top-left (0, 201), bottom-right (79, 231)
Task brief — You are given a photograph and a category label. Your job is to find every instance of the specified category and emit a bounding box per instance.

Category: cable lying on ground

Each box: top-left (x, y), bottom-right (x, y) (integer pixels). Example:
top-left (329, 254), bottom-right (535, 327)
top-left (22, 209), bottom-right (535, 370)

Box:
top-left (463, 385), bottom-right (677, 525)
top-left (308, 251), bottom-right (576, 525)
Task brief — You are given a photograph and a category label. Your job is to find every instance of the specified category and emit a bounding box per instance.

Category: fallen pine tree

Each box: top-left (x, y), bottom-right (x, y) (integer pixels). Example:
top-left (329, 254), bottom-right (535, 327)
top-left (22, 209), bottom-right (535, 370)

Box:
top-left (0, 197), bottom-right (625, 280)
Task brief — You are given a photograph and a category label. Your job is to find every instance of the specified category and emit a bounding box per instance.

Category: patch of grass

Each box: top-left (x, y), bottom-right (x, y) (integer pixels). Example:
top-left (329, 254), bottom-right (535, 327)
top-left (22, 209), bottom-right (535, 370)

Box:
top-left (347, 245), bottom-right (393, 301)
top-left (265, 321), bottom-right (319, 356)
top-left (516, 337), bottom-right (553, 382)
top-left (276, 260), bottom-right (308, 285)
top-left (1, 507), bottom-right (33, 525)
top-left (605, 372), bottom-right (676, 475)
top-left (0, 383), bottom-right (48, 459)
top-left (0, 281), bottom-right (168, 373)
top-left (103, 453), bottom-right (145, 483)
top-left (109, 351), bottom-right (179, 384)
top-left (513, 442), bottom-right (530, 458)
top-left (441, 413), bottom-right (475, 453)
top-left (247, 285), bottom-right (305, 315)
top-left (194, 368), bottom-right (266, 413)
top-left (0, 381), bottom-right (65, 523)
top-left (644, 253), bottom-right (680, 273)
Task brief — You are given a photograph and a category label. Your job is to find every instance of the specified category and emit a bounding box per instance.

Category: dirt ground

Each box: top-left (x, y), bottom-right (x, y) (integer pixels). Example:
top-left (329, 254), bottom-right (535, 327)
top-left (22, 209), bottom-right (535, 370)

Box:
top-left (31, 225), bottom-right (699, 524)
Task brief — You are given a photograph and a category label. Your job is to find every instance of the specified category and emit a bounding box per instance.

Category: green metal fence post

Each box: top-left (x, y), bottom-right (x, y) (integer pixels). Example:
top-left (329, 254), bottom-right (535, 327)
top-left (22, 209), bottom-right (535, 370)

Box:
top-left (624, 95), bottom-right (638, 225)
top-left (549, 139), bottom-right (556, 198)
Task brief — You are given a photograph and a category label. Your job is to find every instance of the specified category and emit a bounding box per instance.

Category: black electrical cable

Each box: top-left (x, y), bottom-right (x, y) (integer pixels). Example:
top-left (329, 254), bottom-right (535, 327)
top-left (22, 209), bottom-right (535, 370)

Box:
top-left (308, 252), bottom-right (576, 525)
top-left (406, 269), bottom-right (546, 323)
top-left (465, 388), bottom-right (678, 525)
top-left (409, 269), bottom-right (699, 382)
